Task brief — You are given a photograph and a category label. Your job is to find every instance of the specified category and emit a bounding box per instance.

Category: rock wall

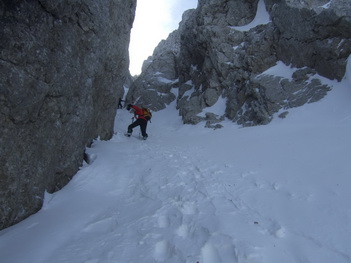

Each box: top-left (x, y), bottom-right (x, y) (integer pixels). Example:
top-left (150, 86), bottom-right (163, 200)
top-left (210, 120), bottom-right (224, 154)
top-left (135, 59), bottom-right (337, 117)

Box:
top-left (125, 10), bottom-right (191, 110)
top-left (269, 0), bottom-right (351, 80)
top-left (127, 0), bottom-right (351, 127)
top-left (0, 0), bottom-right (136, 230)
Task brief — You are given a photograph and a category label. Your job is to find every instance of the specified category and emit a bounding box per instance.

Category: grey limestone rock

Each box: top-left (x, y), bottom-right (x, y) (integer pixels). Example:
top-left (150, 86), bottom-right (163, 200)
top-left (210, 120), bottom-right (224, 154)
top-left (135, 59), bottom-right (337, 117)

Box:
top-left (271, 0), bottom-right (351, 80)
top-left (125, 13), bottom-right (190, 111)
top-left (127, 0), bottom-right (350, 127)
top-left (0, 0), bottom-right (136, 230)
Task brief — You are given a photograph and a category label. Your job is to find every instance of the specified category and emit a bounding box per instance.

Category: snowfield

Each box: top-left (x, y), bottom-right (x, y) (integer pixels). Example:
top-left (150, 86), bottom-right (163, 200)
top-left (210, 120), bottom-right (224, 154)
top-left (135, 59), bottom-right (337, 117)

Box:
top-left (1, 61), bottom-right (351, 263)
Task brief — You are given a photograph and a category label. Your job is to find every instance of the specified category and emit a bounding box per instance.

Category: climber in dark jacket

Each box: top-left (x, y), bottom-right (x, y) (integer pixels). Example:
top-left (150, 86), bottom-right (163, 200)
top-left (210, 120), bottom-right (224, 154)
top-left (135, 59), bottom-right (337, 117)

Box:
top-left (118, 98), bottom-right (124, 109)
top-left (126, 104), bottom-right (148, 140)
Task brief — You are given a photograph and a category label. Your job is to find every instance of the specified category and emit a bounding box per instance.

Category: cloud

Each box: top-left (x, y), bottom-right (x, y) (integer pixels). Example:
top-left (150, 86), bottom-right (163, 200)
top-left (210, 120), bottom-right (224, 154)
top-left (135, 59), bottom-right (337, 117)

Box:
top-left (129, 0), bottom-right (198, 75)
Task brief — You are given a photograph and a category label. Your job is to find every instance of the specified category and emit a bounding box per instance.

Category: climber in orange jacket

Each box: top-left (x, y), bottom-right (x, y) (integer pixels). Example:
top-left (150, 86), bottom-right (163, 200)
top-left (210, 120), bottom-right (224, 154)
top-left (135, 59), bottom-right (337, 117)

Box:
top-left (126, 104), bottom-right (148, 140)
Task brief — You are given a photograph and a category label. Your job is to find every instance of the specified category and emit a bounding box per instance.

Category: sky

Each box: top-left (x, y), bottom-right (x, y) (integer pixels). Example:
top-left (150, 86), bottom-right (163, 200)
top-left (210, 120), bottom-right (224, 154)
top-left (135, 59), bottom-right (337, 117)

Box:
top-left (129, 0), bottom-right (198, 76)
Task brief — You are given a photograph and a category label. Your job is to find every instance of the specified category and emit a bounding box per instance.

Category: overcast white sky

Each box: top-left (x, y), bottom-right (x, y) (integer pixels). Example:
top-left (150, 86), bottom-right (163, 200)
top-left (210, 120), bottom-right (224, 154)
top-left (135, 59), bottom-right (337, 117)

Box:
top-left (129, 0), bottom-right (198, 75)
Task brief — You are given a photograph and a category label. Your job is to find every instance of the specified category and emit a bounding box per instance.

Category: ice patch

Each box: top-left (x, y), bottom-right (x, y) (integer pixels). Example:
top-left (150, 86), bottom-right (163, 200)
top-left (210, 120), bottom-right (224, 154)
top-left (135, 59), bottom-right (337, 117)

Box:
top-left (156, 76), bottom-right (178, 84)
top-left (197, 96), bottom-right (227, 117)
top-left (321, 1), bottom-right (332, 9)
top-left (259, 61), bottom-right (295, 80)
top-left (230, 0), bottom-right (270, 32)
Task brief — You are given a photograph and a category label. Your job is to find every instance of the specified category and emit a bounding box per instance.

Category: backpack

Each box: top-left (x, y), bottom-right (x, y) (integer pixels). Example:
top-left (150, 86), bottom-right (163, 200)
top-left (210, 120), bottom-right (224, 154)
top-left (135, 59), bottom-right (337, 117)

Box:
top-left (142, 108), bottom-right (152, 121)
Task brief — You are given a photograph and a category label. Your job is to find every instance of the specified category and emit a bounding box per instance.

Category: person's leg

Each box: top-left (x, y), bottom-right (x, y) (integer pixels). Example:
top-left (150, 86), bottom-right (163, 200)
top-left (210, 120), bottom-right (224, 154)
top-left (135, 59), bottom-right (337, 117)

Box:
top-left (127, 119), bottom-right (142, 134)
top-left (140, 120), bottom-right (148, 138)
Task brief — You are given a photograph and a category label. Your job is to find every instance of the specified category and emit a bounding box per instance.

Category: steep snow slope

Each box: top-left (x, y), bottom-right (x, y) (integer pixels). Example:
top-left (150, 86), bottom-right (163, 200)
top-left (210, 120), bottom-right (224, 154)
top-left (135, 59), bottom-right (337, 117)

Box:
top-left (0, 63), bottom-right (351, 263)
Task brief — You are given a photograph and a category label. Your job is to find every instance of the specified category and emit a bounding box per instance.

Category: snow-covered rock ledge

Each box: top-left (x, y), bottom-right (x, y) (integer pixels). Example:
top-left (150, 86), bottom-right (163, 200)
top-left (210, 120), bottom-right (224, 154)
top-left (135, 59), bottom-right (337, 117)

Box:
top-left (127, 0), bottom-right (351, 127)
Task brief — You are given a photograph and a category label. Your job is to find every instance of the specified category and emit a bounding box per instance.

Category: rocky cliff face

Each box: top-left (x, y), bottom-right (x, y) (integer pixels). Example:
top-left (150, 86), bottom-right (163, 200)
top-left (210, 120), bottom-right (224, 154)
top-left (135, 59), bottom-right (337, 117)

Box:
top-left (0, 0), bottom-right (136, 230)
top-left (127, 0), bottom-right (351, 127)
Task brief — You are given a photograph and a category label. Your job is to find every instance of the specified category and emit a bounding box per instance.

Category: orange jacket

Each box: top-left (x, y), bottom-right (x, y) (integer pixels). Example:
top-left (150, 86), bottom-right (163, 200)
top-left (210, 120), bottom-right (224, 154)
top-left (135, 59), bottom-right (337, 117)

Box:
top-left (131, 105), bottom-right (147, 121)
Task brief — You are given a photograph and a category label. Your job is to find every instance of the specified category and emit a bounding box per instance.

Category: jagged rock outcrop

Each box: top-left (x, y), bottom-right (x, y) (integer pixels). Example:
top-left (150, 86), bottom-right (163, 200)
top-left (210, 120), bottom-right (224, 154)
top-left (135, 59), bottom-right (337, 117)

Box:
top-left (127, 0), bottom-right (351, 126)
top-left (125, 10), bottom-right (194, 110)
top-left (0, 0), bottom-right (136, 230)
top-left (268, 0), bottom-right (351, 81)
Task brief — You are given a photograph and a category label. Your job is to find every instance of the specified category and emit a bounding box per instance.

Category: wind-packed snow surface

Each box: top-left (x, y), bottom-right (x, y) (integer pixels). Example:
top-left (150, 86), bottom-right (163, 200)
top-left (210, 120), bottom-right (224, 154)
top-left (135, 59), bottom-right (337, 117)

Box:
top-left (1, 61), bottom-right (351, 263)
